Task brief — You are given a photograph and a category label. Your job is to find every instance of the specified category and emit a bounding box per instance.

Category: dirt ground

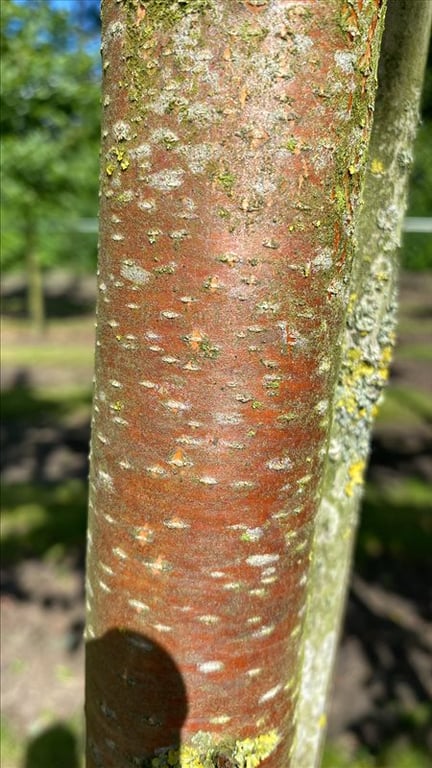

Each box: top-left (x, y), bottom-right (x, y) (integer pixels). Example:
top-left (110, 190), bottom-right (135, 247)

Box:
top-left (1, 271), bottom-right (431, 760)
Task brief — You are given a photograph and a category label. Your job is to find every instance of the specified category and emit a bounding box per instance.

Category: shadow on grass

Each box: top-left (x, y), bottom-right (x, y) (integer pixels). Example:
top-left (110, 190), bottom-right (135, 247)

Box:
top-left (357, 479), bottom-right (432, 567)
top-left (1, 377), bottom-right (92, 421)
top-left (1, 480), bottom-right (88, 568)
top-left (24, 723), bottom-right (80, 768)
top-left (1, 376), bottom-right (92, 485)
top-left (336, 461), bottom-right (432, 761)
top-left (343, 576), bottom-right (432, 760)
top-left (1, 273), bottom-right (96, 320)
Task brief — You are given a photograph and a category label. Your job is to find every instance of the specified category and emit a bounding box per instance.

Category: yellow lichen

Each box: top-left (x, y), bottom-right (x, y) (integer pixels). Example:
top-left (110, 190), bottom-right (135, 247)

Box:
top-left (370, 158), bottom-right (385, 175)
top-left (149, 729), bottom-right (280, 767)
top-left (345, 459), bottom-right (366, 497)
top-left (232, 729), bottom-right (280, 767)
top-left (377, 366), bottom-right (389, 381)
top-left (106, 146), bottom-right (130, 174)
top-left (336, 392), bottom-right (357, 414)
top-left (380, 344), bottom-right (393, 368)
top-left (346, 291), bottom-right (358, 315)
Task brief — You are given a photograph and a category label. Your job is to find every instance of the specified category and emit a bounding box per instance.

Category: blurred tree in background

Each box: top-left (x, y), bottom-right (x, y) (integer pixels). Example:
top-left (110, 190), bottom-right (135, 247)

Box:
top-left (0, 0), bottom-right (101, 332)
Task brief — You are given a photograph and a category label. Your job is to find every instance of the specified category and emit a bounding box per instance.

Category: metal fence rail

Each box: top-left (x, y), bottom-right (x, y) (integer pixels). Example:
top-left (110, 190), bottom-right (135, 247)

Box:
top-left (402, 217), bottom-right (432, 233)
top-left (73, 217), bottom-right (432, 234)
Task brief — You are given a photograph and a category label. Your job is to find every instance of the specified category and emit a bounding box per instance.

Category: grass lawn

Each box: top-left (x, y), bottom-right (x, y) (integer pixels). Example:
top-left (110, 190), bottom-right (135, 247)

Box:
top-left (1, 278), bottom-right (431, 767)
top-left (1, 480), bottom-right (88, 565)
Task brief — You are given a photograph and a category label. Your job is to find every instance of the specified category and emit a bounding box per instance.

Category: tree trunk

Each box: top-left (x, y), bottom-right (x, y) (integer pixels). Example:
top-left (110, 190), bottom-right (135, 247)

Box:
top-left (25, 215), bottom-right (45, 336)
top-left (291, 2), bottom-right (432, 765)
top-left (85, 2), bottom-right (429, 766)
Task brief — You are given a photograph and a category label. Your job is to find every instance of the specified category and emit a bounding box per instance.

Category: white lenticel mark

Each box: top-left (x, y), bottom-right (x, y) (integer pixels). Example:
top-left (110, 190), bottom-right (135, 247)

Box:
top-left (252, 625), bottom-right (275, 638)
top-left (163, 518), bottom-right (190, 529)
top-left (164, 399), bottom-right (189, 412)
top-left (198, 615), bottom-right (220, 624)
top-left (153, 623), bottom-right (172, 633)
top-left (160, 310), bottom-right (181, 319)
top-left (198, 661), bottom-right (224, 673)
top-left (199, 476), bottom-right (218, 485)
top-left (246, 668), bottom-right (262, 677)
top-left (100, 562), bottom-right (114, 575)
top-left (246, 554), bottom-right (280, 567)
top-left (128, 599), bottom-right (150, 612)
top-left (267, 456), bottom-right (292, 471)
top-left (112, 547), bottom-right (128, 559)
top-left (209, 715), bottom-right (231, 725)
top-left (98, 470), bottom-right (114, 491)
top-left (259, 684), bottom-right (282, 704)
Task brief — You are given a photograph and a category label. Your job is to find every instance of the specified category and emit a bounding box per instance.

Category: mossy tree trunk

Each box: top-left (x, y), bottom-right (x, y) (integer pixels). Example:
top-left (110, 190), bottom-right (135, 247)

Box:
top-left (85, 2), bottom-right (430, 767)
top-left (291, 2), bottom-right (432, 765)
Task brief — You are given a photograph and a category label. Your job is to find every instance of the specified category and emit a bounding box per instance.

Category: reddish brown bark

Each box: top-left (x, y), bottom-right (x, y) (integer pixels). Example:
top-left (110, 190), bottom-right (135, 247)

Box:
top-left (86, 2), bottom-right (385, 765)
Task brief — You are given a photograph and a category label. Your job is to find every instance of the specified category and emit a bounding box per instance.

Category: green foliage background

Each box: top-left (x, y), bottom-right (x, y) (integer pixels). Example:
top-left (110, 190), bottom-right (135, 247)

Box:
top-left (0, 0), bottom-right (100, 275)
top-left (0, 1), bottom-right (430, 279)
